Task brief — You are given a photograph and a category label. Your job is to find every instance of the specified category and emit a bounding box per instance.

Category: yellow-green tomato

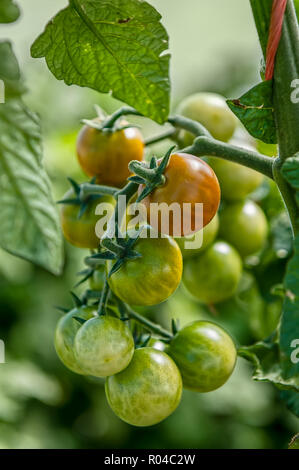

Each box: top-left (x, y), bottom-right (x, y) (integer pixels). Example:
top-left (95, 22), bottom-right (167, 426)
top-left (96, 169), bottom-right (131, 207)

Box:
top-left (74, 316), bottom-right (134, 377)
top-left (107, 227), bottom-right (183, 306)
top-left (60, 189), bottom-right (115, 249)
top-left (167, 321), bottom-right (237, 392)
top-left (219, 200), bottom-right (269, 257)
top-left (176, 92), bottom-right (237, 145)
top-left (105, 347), bottom-right (182, 427)
top-left (183, 241), bottom-right (242, 304)
top-left (54, 306), bottom-right (96, 374)
top-left (206, 157), bottom-right (264, 201)
top-left (176, 213), bottom-right (219, 259)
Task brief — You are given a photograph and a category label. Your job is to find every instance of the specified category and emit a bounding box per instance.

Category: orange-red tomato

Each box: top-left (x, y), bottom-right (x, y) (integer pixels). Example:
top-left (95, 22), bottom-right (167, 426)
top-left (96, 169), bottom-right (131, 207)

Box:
top-left (140, 153), bottom-right (220, 237)
top-left (77, 119), bottom-right (144, 187)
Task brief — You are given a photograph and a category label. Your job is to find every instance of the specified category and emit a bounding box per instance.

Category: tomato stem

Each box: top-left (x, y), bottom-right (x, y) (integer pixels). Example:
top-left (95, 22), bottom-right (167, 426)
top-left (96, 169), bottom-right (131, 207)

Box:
top-left (120, 301), bottom-right (173, 340)
top-left (102, 106), bottom-right (142, 130)
top-left (184, 136), bottom-right (274, 179)
top-left (144, 128), bottom-right (176, 146)
top-left (97, 279), bottom-right (110, 316)
top-left (79, 183), bottom-right (118, 199)
top-left (168, 115), bottom-right (211, 138)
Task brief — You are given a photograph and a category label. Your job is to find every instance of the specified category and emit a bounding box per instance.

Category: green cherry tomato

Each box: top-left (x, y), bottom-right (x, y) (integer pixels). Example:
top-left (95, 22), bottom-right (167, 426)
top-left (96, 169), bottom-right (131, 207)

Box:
top-left (54, 306), bottom-right (96, 374)
top-left (107, 226), bottom-right (183, 306)
top-left (219, 200), bottom-right (269, 257)
top-left (89, 264), bottom-right (106, 291)
top-left (206, 157), bottom-right (264, 202)
top-left (105, 347), bottom-right (182, 427)
top-left (175, 213), bottom-right (219, 259)
top-left (167, 321), bottom-right (237, 392)
top-left (74, 316), bottom-right (134, 377)
top-left (176, 92), bottom-right (237, 145)
top-left (183, 241), bottom-right (242, 304)
top-left (60, 189), bottom-right (115, 249)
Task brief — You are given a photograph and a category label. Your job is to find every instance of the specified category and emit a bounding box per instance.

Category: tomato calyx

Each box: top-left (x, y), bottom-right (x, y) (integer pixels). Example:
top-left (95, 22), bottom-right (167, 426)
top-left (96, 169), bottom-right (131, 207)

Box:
top-left (128, 146), bottom-right (175, 202)
top-left (57, 177), bottom-right (103, 219)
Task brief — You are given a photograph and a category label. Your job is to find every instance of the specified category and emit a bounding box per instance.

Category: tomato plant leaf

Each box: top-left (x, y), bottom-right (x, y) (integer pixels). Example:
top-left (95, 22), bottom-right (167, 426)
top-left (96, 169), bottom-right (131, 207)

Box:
top-left (238, 332), bottom-right (299, 391)
top-left (227, 81), bottom-right (277, 144)
top-left (281, 154), bottom-right (299, 206)
top-left (0, 100), bottom-right (64, 275)
top-left (0, 0), bottom-right (20, 24)
top-left (31, 0), bottom-right (170, 124)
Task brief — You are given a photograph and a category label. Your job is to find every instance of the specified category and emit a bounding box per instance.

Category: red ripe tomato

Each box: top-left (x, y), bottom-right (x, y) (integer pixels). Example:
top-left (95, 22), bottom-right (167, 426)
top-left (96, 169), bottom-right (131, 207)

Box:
top-left (140, 153), bottom-right (220, 237)
top-left (77, 119), bottom-right (144, 187)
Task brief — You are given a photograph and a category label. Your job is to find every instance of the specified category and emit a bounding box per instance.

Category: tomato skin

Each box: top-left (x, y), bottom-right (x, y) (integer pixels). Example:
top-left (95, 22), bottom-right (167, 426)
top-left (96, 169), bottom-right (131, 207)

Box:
top-left (77, 119), bottom-right (144, 187)
top-left (107, 227), bottom-right (183, 306)
top-left (167, 321), bottom-right (237, 392)
top-left (54, 307), bottom-right (96, 374)
top-left (74, 316), bottom-right (134, 377)
top-left (175, 213), bottom-right (219, 259)
top-left (60, 189), bottom-right (115, 249)
top-left (183, 241), bottom-right (242, 304)
top-left (140, 153), bottom-right (221, 237)
top-left (207, 157), bottom-right (264, 201)
top-left (176, 92), bottom-right (237, 144)
top-left (105, 347), bottom-right (182, 427)
top-left (219, 200), bottom-right (268, 257)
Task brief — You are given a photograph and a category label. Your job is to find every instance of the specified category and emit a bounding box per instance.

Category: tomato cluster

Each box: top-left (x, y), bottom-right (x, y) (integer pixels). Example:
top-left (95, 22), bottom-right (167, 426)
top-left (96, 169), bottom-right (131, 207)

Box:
top-left (56, 95), bottom-right (269, 427)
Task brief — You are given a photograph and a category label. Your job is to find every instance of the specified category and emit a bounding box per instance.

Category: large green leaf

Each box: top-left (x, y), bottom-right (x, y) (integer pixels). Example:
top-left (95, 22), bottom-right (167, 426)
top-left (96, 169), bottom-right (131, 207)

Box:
top-left (31, 0), bottom-right (170, 124)
top-left (0, 41), bottom-right (26, 100)
top-left (0, 0), bottom-right (20, 24)
top-left (227, 81), bottom-right (277, 144)
top-left (0, 100), bottom-right (63, 275)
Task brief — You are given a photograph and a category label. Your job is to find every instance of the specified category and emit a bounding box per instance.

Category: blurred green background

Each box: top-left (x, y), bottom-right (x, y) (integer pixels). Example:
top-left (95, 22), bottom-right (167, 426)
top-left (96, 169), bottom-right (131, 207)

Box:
top-left (0, 0), bottom-right (298, 449)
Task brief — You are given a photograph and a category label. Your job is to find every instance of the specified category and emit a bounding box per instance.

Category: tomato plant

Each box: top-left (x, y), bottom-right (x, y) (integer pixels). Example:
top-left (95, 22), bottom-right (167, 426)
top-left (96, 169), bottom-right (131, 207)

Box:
top-left (1, 0), bottom-right (298, 438)
top-left (167, 321), bottom-right (237, 392)
top-left (105, 347), bottom-right (182, 427)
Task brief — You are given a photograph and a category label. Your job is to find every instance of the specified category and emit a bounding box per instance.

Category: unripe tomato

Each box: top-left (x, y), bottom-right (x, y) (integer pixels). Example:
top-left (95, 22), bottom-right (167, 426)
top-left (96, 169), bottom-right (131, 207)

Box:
top-left (105, 347), bottom-right (182, 426)
top-left (176, 92), bottom-right (237, 145)
top-left (54, 306), bottom-right (96, 374)
top-left (167, 321), bottom-right (237, 392)
top-left (107, 226), bottom-right (183, 306)
top-left (77, 119), bottom-right (144, 187)
top-left (89, 264), bottom-right (105, 291)
top-left (175, 213), bottom-right (219, 259)
top-left (183, 241), bottom-right (242, 304)
top-left (74, 316), bottom-right (134, 377)
top-left (60, 189), bottom-right (115, 249)
top-left (140, 153), bottom-right (220, 237)
top-left (219, 200), bottom-right (268, 257)
top-left (206, 157), bottom-right (264, 201)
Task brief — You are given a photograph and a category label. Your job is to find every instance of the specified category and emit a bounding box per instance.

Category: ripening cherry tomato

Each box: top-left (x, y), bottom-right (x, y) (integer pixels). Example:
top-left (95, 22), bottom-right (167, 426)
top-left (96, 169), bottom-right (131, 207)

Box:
top-left (54, 306), bottom-right (96, 374)
top-left (176, 92), bottom-right (237, 145)
top-left (183, 241), bottom-right (242, 304)
top-left (140, 153), bottom-right (221, 237)
top-left (74, 316), bottom-right (134, 377)
top-left (77, 119), bottom-right (144, 187)
top-left (175, 213), bottom-right (219, 259)
top-left (105, 347), bottom-right (182, 426)
top-left (219, 200), bottom-right (269, 257)
top-left (60, 189), bottom-right (115, 249)
top-left (167, 321), bottom-right (237, 392)
top-left (107, 226), bottom-right (183, 306)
